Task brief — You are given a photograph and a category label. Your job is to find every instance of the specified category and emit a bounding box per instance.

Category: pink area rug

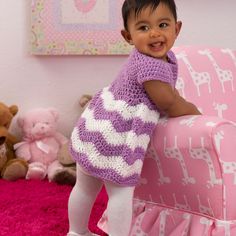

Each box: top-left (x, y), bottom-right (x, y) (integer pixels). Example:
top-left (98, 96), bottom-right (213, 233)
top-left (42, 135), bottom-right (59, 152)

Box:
top-left (0, 179), bottom-right (108, 236)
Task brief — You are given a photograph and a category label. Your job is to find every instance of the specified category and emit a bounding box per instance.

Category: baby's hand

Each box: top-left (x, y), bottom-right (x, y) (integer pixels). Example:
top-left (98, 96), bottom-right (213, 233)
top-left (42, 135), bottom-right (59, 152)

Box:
top-left (186, 102), bottom-right (202, 115)
top-left (174, 89), bottom-right (201, 115)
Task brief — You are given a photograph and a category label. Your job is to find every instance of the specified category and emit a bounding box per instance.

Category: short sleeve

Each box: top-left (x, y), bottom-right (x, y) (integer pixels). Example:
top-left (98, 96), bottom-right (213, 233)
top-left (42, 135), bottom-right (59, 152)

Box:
top-left (134, 50), bottom-right (178, 87)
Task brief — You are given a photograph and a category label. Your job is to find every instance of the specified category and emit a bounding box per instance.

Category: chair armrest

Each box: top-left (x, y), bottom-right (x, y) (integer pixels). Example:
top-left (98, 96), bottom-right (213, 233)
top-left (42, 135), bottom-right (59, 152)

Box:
top-left (134, 115), bottom-right (236, 220)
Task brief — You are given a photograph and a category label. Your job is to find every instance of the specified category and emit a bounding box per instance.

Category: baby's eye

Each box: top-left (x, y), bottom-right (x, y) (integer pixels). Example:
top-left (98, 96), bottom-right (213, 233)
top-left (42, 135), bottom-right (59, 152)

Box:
top-left (139, 25), bottom-right (149, 31)
top-left (159, 22), bottom-right (168, 28)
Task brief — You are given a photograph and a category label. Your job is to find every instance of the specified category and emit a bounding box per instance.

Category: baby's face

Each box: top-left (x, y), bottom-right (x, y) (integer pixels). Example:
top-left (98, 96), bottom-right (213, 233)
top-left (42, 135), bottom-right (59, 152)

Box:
top-left (123, 3), bottom-right (181, 60)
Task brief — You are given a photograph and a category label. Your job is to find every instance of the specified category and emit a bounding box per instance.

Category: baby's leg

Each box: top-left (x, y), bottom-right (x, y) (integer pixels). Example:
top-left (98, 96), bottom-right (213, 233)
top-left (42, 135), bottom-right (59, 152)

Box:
top-left (68, 165), bottom-right (103, 235)
top-left (105, 181), bottom-right (135, 236)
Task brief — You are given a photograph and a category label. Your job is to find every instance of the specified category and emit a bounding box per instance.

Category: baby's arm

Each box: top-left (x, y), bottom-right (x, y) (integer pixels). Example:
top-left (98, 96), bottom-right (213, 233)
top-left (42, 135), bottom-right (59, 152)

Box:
top-left (144, 80), bottom-right (201, 117)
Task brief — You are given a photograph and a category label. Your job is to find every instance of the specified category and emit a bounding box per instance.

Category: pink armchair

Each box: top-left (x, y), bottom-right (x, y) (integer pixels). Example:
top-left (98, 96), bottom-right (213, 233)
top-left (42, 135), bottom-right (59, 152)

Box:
top-left (99, 46), bottom-right (236, 235)
top-left (130, 46), bottom-right (236, 235)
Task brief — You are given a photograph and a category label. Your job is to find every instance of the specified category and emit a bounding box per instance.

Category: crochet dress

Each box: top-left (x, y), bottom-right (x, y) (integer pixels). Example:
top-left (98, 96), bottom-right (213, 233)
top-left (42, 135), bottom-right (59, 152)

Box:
top-left (70, 48), bottom-right (178, 186)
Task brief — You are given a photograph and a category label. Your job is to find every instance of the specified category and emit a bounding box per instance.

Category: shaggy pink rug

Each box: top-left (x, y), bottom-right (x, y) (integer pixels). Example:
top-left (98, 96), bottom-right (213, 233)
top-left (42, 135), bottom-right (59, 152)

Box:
top-left (0, 179), bottom-right (108, 236)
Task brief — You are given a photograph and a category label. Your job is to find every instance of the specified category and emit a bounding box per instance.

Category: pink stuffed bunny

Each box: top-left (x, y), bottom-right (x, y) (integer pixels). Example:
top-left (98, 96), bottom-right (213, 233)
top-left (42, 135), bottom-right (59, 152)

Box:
top-left (14, 108), bottom-right (68, 181)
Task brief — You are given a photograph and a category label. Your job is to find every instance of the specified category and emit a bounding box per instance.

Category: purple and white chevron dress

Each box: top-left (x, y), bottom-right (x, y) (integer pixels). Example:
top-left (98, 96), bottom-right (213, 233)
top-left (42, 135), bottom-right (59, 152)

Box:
top-left (70, 48), bottom-right (178, 186)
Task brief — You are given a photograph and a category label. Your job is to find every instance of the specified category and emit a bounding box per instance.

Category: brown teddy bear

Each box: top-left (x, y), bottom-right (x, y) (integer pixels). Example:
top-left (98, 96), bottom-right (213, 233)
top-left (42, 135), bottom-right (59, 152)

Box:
top-left (0, 102), bottom-right (28, 180)
top-left (53, 141), bottom-right (76, 185)
top-left (53, 94), bottom-right (92, 186)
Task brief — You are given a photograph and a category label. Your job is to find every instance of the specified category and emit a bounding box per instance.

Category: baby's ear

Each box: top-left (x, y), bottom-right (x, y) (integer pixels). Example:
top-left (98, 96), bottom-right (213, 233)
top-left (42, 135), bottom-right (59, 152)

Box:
top-left (175, 21), bottom-right (182, 37)
top-left (121, 29), bottom-right (133, 45)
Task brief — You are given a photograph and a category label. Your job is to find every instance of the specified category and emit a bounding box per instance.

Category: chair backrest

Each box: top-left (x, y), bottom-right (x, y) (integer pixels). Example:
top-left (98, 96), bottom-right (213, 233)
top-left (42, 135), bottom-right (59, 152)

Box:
top-left (173, 46), bottom-right (236, 122)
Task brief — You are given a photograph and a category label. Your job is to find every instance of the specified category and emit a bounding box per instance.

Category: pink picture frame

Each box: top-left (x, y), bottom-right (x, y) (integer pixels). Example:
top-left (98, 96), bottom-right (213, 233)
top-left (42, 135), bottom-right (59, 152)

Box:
top-left (30, 0), bottom-right (132, 55)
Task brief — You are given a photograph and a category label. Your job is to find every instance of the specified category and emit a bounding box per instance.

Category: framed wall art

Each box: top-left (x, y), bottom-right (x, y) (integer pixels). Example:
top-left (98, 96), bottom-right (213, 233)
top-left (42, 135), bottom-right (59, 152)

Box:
top-left (30, 0), bottom-right (132, 55)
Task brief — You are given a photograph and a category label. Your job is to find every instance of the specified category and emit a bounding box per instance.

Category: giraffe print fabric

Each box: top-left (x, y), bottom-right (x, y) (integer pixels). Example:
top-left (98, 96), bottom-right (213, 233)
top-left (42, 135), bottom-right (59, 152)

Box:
top-left (99, 46), bottom-right (236, 235)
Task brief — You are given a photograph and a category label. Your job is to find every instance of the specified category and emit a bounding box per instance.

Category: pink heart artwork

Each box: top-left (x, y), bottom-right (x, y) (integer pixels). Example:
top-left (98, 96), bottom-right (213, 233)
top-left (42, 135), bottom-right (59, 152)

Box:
top-left (74, 0), bottom-right (97, 13)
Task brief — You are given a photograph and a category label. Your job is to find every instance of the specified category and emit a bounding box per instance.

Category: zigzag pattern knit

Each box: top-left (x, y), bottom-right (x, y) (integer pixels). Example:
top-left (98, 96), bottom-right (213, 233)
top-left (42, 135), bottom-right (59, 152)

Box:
top-left (70, 49), bottom-right (178, 186)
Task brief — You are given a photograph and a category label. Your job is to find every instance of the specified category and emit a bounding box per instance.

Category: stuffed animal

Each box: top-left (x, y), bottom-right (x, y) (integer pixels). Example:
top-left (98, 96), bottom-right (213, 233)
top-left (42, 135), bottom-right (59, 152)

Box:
top-left (78, 94), bottom-right (92, 108)
top-left (53, 94), bottom-right (93, 186)
top-left (0, 102), bottom-right (28, 180)
top-left (53, 141), bottom-right (76, 185)
top-left (14, 107), bottom-right (69, 182)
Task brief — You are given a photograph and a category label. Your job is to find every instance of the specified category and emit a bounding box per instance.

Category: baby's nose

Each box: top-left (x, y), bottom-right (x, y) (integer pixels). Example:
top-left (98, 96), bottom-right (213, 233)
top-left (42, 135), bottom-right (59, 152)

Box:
top-left (150, 29), bottom-right (160, 38)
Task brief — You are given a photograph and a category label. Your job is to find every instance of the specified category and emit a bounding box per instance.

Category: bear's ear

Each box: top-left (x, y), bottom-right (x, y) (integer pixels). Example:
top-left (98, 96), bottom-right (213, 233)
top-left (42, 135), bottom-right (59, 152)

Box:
top-left (9, 105), bottom-right (18, 116)
top-left (79, 94), bottom-right (92, 108)
top-left (48, 108), bottom-right (59, 122)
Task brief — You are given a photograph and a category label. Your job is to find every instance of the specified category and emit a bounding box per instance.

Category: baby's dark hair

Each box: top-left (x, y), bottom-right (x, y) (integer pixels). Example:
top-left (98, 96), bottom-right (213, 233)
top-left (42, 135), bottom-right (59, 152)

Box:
top-left (122, 0), bottom-right (177, 30)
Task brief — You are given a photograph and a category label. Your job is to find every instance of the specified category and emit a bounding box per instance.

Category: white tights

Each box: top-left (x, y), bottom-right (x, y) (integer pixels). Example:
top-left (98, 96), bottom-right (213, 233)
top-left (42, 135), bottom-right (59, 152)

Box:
top-left (67, 165), bottom-right (135, 236)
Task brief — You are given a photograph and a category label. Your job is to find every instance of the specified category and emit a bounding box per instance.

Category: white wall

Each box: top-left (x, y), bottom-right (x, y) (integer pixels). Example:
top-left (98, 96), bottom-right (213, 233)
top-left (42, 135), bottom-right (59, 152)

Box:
top-left (1, 0), bottom-right (236, 137)
top-left (176, 0), bottom-right (236, 48)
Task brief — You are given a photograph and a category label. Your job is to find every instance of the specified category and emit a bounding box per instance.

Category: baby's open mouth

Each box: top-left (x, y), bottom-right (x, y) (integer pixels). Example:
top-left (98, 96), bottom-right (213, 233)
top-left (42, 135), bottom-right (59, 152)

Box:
top-left (149, 42), bottom-right (164, 50)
